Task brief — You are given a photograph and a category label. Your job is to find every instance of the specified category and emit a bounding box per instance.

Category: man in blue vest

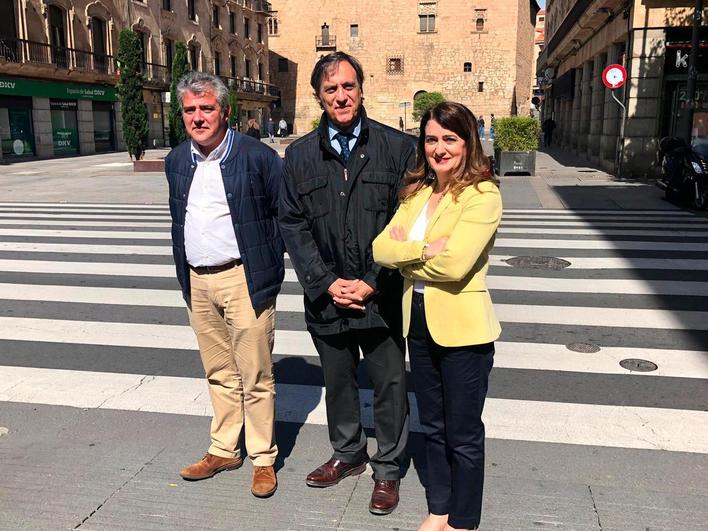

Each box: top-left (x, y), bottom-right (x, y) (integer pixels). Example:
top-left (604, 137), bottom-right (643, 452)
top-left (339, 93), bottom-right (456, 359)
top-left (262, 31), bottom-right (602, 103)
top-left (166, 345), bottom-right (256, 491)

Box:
top-left (165, 72), bottom-right (284, 498)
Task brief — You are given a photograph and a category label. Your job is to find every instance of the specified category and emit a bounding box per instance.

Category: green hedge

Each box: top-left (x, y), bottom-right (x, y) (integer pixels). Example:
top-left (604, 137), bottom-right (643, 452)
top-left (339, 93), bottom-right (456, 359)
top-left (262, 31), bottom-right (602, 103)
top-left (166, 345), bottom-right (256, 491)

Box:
top-left (493, 117), bottom-right (540, 152)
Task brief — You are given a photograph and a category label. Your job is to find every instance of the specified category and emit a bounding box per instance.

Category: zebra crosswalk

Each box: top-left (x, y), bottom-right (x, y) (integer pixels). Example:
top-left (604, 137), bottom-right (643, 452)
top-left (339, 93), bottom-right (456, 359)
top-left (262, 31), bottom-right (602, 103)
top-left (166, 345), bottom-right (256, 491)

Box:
top-left (0, 203), bottom-right (707, 455)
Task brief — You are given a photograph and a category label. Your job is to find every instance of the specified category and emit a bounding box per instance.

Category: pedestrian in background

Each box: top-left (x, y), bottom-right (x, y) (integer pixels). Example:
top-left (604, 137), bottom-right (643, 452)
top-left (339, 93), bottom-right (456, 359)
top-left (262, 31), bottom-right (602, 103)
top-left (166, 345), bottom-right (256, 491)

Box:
top-left (279, 51), bottom-right (415, 516)
top-left (165, 72), bottom-right (284, 498)
top-left (400, 116), bottom-right (405, 131)
top-left (477, 115), bottom-right (485, 140)
top-left (278, 117), bottom-right (288, 137)
top-left (489, 113), bottom-right (496, 140)
top-left (373, 101), bottom-right (502, 531)
top-left (543, 117), bottom-right (556, 147)
top-left (267, 116), bottom-right (275, 143)
top-left (246, 117), bottom-right (261, 140)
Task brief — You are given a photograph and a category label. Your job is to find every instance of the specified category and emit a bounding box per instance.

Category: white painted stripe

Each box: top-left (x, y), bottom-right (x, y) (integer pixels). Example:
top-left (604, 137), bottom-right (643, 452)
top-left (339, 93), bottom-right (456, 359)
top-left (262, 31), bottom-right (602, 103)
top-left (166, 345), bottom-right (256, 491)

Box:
top-left (491, 255), bottom-right (708, 270)
top-left (499, 227), bottom-right (708, 237)
top-left (0, 207), bottom-right (169, 214)
top-left (495, 304), bottom-right (708, 330)
top-left (503, 208), bottom-right (697, 218)
top-left (0, 220), bottom-right (171, 228)
top-left (9, 227), bottom-right (708, 241)
top-left (502, 209), bottom-right (692, 216)
top-left (0, 229), bottom-right (169, 239)
top-left (0, 283), bottom-right (304, 310)
top-left (0, 314), bottom-right (704, 378)
top-left (501, 221), bottom-right (707, 229)
top-left (4, 273), bottom-right (707, 311)
top-left (0, 242), bottom-right (172, 255)
top-left (0, 260), bottom-right (299, 282)
top-left (502, 215), bottom-right (699, 222)
top-left (488, 276), bottom-right (708, 296)
top-left (493, 342), bottom-right (708, 379)
top-left (0, 365), bottom-right (706, 453)
top-left (0, 203), bottom-right (169, 209)
top-left (495, 238), bottom-right (708, 251)
top-left (0, 213), bottom-right (171, 220)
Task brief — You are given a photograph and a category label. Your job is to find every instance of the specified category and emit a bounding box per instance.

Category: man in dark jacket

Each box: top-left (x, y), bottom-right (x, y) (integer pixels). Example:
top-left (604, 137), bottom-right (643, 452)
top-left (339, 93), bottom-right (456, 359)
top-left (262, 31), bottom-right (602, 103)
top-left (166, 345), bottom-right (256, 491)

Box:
top-left (165, 72), bottom-right (284, 498)
top-left (279, 52), bottom-right (415, 515)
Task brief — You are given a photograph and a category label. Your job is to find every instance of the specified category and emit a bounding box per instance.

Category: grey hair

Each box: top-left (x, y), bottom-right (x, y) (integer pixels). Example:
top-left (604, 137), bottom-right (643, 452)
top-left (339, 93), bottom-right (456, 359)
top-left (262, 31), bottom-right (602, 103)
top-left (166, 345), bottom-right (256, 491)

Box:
top-left (176, 71), bottom-right (230, 115)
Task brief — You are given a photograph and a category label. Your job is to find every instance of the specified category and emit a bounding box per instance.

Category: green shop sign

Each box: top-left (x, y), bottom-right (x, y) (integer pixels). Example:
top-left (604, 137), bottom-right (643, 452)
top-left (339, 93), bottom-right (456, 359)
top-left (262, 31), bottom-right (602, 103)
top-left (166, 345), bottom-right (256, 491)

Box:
top-left (0, 77), bottom-right (116, 102)
top-left (53, 127), bottom-right (78, 154)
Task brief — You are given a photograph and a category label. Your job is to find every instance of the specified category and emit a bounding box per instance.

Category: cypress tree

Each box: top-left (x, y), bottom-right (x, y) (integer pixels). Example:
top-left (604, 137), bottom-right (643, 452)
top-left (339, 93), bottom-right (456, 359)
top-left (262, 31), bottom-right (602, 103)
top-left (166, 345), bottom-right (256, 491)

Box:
top-left (168, 42), bottom-right (189, 147)
top-left (228, 89), bottom-right (239, 130)
top-left (116, 29), bottom-right (149, 160)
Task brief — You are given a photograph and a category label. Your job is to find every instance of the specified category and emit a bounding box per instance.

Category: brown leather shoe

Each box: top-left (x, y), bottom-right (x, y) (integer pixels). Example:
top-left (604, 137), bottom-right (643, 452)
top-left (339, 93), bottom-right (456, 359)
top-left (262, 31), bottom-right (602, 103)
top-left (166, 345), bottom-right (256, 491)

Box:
top-left (179, 453), bottom-right (243, 481)
top-left (251, 465), bottom-right (277, 498)
top-left (369, 479), bottom-right (400, 515)
top-left (306, 457), bottom-right (368, 487)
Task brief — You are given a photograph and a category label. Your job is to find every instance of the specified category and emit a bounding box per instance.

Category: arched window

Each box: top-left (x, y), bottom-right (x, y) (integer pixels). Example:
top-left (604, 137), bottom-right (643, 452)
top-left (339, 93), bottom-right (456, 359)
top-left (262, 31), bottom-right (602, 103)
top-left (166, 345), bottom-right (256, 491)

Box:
top-left (476, 17), bottom-right (484, 31)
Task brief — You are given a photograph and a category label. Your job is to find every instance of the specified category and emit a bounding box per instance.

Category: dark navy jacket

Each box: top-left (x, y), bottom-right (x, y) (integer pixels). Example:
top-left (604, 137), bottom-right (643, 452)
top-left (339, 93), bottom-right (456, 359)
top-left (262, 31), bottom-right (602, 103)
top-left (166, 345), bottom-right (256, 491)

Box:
top-left (165, 131), bottom-right (285, 309)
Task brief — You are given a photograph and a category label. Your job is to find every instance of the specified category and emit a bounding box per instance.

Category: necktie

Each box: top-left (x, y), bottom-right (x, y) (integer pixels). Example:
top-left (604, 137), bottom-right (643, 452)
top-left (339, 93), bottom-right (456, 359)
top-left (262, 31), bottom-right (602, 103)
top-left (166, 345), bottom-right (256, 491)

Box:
top-left (335, 132), bottom-right (352, 162)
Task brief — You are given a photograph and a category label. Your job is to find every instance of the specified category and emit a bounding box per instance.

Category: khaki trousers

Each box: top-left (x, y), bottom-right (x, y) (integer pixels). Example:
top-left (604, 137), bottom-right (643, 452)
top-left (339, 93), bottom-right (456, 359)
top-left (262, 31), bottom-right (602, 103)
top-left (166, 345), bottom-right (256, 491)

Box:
top-left (188, 265), bottom-right (277, 466)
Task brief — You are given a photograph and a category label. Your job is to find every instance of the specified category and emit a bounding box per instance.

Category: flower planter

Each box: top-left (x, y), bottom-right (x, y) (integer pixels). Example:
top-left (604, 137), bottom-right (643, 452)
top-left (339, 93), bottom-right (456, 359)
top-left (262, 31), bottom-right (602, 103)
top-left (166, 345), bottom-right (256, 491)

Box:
top-left (494, 149), bottom-right (536, 176)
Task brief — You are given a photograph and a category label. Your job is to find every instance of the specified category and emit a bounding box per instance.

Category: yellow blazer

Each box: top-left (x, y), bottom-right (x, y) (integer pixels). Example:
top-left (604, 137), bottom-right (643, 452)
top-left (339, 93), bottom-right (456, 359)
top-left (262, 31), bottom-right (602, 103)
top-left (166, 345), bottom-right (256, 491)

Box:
top-left (372, 180), bottom-right (502, 347)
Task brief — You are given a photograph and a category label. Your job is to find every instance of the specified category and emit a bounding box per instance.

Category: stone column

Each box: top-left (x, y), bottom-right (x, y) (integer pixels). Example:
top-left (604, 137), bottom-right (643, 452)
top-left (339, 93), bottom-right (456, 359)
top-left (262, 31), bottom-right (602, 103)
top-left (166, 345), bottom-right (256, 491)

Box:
top-left (570, 67), bottom-right (582, 150)
top-left (600, 44), bottom-right (622, 170)
top-left (577, 61), bottom-right (592, 154)
top-left (77, 100), bottom-right (96, 155)
top-left (587, 53), bottom-right (606, 161)
top-left (32, 97), bottom-right (53, 158)
top-left (623, 28), bottom-right (665, 177)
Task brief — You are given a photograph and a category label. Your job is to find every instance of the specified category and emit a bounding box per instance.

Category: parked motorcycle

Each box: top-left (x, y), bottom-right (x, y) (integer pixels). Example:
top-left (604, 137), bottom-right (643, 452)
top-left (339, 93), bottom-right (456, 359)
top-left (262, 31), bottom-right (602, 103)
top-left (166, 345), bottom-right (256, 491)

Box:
top-left (657, 136), bottom-right (708, 210)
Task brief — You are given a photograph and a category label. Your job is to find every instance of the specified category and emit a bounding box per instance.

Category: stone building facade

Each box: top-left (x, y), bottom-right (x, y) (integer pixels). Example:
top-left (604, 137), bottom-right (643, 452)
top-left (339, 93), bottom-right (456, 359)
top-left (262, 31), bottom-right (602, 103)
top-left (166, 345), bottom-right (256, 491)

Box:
top-left (268, 0), bottom-right (540, 134)
top-left (538, 0), bottom-right (708, 177)
top-left (0, 0), bottom-right (278, 161)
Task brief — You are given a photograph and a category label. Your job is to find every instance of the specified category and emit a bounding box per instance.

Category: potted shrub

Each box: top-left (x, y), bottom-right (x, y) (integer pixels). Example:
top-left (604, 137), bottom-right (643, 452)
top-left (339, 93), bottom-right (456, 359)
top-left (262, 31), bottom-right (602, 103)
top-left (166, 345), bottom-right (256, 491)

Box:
top-left (492, 117), bottom-right (540, 176)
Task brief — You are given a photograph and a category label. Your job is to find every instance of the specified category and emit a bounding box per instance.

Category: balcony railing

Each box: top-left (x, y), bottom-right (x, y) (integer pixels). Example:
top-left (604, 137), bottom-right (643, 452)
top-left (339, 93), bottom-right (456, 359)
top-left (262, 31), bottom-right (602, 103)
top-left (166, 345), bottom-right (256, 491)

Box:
top-left (219, 75), bottom-right (280, 98)
top-left (0, 38), bottom-right (115, 75)
top-left (140, 62), bottom-right (171, 85)
top-left (253, 0), bottom-right (272, 13)
top-left (315, 35), bottom-right (336, 49)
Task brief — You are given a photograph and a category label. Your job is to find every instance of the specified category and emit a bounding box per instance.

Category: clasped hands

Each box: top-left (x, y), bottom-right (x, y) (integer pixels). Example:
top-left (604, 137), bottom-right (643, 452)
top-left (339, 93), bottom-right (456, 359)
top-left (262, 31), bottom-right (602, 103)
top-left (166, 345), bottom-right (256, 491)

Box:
top-left (388, 225), bottom-right (448, 260)
top-left (327, 278), bottom-right (374, 311)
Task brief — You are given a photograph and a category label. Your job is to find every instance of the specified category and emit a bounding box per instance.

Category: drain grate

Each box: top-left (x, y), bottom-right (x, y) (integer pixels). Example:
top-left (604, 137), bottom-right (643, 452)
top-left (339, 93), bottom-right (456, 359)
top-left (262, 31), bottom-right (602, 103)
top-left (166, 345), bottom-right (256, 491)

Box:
top-left (505, 256), bottom-right (571, 270)
top-left (566, 342), bottom-right (601, 353)
top-left (620, 358), bottom-right (658, 372)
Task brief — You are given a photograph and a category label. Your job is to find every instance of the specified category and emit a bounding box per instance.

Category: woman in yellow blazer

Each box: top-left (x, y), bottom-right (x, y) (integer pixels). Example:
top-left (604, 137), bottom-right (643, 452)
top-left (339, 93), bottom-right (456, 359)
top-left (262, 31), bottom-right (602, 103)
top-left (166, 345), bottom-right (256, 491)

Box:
top-left (372, 102), bottom-right (501, 531)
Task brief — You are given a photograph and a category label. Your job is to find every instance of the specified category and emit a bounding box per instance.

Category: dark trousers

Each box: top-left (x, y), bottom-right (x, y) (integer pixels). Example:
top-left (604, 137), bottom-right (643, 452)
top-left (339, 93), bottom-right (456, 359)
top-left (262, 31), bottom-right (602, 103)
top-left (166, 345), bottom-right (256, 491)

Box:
top-left (407, 292), bottom-right (494, 529)
top-left (311, 328), bottom-right (409, 480)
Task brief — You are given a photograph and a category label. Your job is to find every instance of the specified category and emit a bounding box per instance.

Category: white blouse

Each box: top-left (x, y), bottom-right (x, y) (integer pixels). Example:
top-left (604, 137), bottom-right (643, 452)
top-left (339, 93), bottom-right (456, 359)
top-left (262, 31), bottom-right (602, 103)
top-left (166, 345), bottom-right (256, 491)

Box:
top-left (408, 202), bottom-right (429, 293)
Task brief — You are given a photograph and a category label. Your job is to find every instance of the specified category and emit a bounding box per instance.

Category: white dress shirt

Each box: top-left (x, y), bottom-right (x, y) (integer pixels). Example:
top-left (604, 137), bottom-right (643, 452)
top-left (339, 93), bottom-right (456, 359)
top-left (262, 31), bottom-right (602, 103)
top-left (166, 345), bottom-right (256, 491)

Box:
top-left (185, 128), bottom-right (241, 267)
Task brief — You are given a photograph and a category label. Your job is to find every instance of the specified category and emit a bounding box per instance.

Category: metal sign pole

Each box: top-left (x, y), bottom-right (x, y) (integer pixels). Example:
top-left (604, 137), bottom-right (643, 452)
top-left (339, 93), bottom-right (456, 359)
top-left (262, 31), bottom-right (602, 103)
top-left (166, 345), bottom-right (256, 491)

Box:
top-left (611, 90), bottom-right (627, 178)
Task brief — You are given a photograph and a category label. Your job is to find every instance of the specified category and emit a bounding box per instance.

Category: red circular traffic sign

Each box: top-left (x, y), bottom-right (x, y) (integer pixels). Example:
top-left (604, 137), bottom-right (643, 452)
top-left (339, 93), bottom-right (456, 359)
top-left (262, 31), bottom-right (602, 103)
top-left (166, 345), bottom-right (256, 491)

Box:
top-left (602, 64), bottom-right (627, 89)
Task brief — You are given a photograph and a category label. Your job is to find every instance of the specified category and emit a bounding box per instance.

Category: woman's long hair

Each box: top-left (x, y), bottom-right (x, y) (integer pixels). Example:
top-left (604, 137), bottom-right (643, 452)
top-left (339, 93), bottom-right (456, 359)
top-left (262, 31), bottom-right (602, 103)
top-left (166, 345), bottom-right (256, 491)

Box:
top-left (399, 101), bottom-right (498, 202)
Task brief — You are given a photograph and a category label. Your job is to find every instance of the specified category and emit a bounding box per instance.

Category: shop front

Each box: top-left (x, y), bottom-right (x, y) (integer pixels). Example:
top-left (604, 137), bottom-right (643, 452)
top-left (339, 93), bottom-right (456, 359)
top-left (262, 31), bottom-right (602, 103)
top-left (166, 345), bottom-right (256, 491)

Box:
top-left (0, 94), bottom-right (35, 159)
top-left (661, 27), bottom-right (708, 144)
top-left (0, 76), bottom-right (118, 159)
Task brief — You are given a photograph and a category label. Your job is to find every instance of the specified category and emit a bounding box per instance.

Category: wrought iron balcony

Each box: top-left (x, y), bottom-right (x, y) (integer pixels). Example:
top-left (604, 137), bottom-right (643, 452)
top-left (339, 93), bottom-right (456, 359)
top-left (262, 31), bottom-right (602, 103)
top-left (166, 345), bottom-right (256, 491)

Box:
top-left (315, 35), bottom-right (336, 49)
top-left (0, 38), bottom-right (115, 75)
top-left (219, 75), bottom-right (280, 98)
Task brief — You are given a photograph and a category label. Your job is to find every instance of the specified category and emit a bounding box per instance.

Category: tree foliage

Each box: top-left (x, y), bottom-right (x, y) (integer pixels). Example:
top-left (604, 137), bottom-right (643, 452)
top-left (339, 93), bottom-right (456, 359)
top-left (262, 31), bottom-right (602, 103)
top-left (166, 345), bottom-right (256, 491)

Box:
top-left (168, 42), bottom-right (189, 148)
top-left (228, 89), bottom-right (238, 129)
top-left (116, 29), bottom-right (149, 160)
top-left (412, 91), bottom-right (445, 121)
top-left (493, 117), bottom-right (540, 152)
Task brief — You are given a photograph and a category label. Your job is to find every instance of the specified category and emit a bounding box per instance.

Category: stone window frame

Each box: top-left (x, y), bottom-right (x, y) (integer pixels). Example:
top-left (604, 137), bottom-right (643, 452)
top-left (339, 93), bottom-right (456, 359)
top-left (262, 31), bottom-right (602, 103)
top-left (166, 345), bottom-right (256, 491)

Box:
top-left (350, 23), bottom-right (359, 39)
top-left (418, 1), bottom-right (437, 33)
top-left (473, 8), bottom-right (487, 33)
top-left (463, 62), bottom-right (472, 73)
top-left (268, 12), bottom-right (279, 36)
top-left (386, 55), bottom-right (404, 76)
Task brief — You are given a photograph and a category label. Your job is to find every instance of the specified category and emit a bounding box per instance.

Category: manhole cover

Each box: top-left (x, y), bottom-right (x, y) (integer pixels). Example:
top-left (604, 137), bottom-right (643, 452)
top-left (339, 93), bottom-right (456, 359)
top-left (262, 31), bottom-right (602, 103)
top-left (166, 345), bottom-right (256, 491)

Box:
top-left (619, 358), bottom-right (658, 372)
top-left (505, 256), bottom-right (571, 270)
top-left (566, 342), bottom-right (601, 353)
